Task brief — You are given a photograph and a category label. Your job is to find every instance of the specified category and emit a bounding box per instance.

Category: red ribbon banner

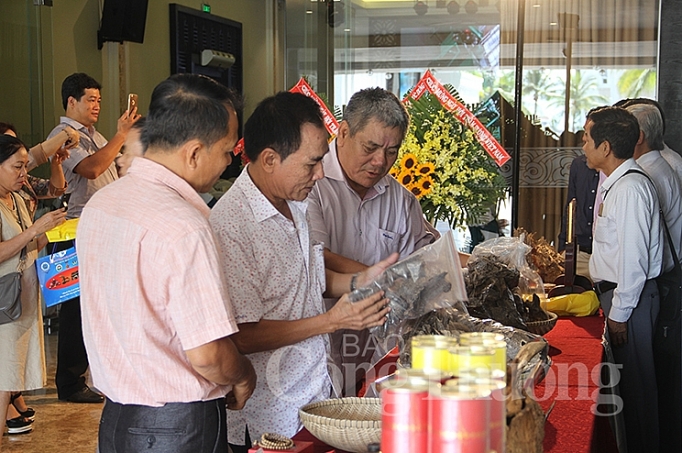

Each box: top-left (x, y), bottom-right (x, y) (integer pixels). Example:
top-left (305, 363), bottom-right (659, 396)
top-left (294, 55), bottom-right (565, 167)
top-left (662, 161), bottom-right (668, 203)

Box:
top-left (403, 70), bottom-right (511, 167)
top-left (233, 78), bottom-right (338, 156)
top-left (289, 78), bottom-right (340, 137)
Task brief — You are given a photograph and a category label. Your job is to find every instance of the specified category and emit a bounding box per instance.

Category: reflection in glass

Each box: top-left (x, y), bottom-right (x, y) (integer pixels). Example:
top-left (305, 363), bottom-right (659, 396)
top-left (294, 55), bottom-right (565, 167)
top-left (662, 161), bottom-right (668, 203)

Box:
top-left (286, 0), bottom-right (660, 249)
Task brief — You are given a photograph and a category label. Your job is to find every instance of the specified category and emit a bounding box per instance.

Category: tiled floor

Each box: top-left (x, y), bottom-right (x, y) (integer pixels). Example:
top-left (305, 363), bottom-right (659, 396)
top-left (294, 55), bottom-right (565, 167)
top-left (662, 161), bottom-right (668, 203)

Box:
top-left (2, 331), bottom-right (101, 453)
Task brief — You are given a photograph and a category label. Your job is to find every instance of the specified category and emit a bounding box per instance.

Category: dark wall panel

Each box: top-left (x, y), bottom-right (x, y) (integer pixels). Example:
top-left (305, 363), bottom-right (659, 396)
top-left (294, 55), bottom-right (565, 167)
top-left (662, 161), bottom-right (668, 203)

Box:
top-left (169, 4), bottom-right (243, 94)
top-left (659, 0), bottom-right (682, 153)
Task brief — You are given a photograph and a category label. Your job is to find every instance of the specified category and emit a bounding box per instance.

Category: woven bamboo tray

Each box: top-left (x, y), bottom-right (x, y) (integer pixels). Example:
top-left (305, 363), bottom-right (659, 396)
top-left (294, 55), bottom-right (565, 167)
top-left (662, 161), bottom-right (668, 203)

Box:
top-left (299, 397), bottom-right (381, 453)
top-left (526, 311), bottom-right (558, 335)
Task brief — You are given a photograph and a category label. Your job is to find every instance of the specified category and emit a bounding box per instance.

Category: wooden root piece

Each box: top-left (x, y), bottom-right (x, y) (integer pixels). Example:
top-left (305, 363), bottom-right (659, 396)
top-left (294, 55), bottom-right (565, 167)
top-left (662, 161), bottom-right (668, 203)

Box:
top-left (506, 391), bottom-right (545, 453)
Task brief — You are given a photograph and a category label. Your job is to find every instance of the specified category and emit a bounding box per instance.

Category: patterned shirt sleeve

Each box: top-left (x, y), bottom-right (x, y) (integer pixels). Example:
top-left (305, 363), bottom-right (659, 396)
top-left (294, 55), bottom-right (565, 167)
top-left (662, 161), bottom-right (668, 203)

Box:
top-left (210, 200), bottom-right (267, 325)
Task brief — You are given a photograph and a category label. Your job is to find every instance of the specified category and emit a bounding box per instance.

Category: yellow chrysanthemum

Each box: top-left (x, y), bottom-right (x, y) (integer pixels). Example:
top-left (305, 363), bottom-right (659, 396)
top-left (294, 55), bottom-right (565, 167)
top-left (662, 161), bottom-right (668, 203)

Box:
top-left (400, 153), bottom-right (418, 170)
top-left (397, 170), bottom-right (415, 187)
top-left (394, 91), bottom-right (507, 228)
top-left (417, 162), bottom-right (435, 176)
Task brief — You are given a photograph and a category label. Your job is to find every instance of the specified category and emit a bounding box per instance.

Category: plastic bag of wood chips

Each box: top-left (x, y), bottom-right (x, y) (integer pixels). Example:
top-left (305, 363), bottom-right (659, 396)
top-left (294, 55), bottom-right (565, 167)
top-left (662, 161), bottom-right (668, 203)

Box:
top-left (469, 236), bottom-right (545, 299)
top-left (347, 230), bottom-right (468, 347)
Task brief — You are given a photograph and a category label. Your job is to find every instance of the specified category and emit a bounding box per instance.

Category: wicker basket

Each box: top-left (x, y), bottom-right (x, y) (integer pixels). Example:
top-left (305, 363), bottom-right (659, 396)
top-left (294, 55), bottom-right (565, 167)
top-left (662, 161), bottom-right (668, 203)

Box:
top-left (299, 397), bottom-right (381, 453)
top-left (526, 311), bottom-right (558, 335)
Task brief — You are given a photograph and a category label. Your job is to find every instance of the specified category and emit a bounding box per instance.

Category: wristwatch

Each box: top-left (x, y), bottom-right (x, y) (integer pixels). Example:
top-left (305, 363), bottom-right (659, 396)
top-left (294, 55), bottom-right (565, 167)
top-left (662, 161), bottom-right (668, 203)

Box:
top-left (350, 273), bottom-right (359, 292)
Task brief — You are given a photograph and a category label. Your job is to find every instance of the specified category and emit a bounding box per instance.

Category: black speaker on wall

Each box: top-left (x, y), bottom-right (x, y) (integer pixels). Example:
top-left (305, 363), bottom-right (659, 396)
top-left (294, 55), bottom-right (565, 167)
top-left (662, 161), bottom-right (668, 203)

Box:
top-left (98, 0), bottom-right (149, 49)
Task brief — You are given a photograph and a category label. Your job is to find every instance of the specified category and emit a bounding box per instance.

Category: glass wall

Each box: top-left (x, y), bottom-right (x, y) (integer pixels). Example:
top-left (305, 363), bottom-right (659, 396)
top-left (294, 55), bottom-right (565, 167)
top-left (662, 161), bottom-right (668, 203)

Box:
top-left (0, 1), bottom-right (45, 146)
top-left (285, 0), bottom-right (660, 250)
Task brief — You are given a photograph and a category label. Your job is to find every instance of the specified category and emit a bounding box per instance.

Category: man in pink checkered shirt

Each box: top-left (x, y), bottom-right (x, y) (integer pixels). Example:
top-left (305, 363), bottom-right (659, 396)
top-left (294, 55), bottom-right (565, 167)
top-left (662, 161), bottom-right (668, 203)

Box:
top-left (77, 74), bottom-right (256, 453)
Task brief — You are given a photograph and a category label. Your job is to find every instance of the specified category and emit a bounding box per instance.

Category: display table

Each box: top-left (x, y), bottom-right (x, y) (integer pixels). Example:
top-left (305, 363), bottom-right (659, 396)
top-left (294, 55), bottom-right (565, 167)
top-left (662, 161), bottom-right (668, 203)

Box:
top-left (293, 428), bottom-right (350, 453)
top-left (295, 313), bottom-right (618, 453)
top-left (536, 312), bottom-right (618, 453)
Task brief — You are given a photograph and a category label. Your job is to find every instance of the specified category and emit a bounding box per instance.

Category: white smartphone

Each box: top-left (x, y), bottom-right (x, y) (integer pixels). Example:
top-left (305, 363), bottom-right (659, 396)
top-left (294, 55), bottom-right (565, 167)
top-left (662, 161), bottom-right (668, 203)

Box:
top-left (127, 93), bottom-right (139, 113)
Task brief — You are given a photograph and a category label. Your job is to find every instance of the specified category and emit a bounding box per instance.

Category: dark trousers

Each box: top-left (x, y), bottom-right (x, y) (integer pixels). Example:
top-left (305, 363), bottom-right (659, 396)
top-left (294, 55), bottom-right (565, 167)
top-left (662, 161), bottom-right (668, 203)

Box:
top-left (600, 279), bottom-right (660, 453)
top-left (53, 239), bottom-right (89, 399)
top-left (99, 397), bottom-right (228, 453)
top-left (467, 219), bottom-right (501, 252)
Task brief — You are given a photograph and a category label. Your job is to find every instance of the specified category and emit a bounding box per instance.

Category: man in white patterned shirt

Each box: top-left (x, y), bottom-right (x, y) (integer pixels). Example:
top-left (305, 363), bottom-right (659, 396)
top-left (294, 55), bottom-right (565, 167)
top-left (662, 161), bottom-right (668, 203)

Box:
top-left (210, 92), bottom-right (396, 453)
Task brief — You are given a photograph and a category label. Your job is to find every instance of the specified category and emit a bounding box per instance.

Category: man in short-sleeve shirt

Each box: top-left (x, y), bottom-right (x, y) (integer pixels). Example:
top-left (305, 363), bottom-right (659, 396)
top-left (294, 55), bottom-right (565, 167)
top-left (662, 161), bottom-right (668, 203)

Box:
top-left (210, 92), bottom-right (396, 453)
top-left (307, 88), bottom-right (434, 393)
top-left (46, 73), bottom-right (140, 403)
top-left (78, 74), bottom-right (256, 453)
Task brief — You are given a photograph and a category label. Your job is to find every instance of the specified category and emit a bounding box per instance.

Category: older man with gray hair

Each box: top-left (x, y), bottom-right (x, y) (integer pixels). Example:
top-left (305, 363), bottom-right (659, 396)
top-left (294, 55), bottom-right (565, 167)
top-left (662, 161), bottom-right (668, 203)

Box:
top-left (618, 97), bottom-right (682, 187)
top-left (307, 87), bottom-right (435, 394)
top-left (625, 102), bottom-right (682, 271)
top-left (625, 101), bottom-right (682, 452)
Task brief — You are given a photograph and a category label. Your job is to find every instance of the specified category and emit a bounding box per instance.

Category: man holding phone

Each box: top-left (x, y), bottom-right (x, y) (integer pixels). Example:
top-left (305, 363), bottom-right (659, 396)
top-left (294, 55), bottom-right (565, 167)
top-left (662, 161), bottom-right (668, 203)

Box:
top-left (46, 72), bottom-right (140, 403)
top-left (127, 93), bottom-right (138, 115)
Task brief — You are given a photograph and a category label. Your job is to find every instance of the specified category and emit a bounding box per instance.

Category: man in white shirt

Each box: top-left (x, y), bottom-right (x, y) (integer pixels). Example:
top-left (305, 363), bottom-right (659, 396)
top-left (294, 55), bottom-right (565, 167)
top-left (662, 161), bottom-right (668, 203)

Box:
top-left (585, 106), bottom-right (663, 453)
top-left (625, 103), bottom-right (682, 270)
top-left (47, 73), bottom-right (140, 404)
top-left (210, 92), bottom-right (397, 453)
top-left (617, 97), bottom-right (682, 186)
top-left (626, 102), bottom-right (682, 453)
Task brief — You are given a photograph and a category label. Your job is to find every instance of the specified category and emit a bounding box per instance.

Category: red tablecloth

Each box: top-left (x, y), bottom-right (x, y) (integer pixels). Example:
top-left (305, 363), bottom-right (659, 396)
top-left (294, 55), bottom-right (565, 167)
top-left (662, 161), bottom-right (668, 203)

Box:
top-left (296, 313), bottom-right (619, 453)
top-left (293, 428), bottom-right (350, 453)
top-left (535, 312), bottom-right (618, 453)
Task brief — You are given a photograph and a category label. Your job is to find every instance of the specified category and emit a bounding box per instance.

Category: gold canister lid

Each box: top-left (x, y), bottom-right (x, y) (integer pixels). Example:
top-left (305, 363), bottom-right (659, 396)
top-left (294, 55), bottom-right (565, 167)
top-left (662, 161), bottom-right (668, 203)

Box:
top-left (431, 382), bottom-right (491, 399)
top-left (459, 332), bottom-right (505, 344)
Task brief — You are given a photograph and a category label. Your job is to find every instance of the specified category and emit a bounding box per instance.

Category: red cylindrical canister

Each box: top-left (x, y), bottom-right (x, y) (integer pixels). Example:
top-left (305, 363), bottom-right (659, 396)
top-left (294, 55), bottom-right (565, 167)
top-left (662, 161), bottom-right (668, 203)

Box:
top-left (445, 374), bottom-right (506, 453)
top-left (484, 379), bottom-right (506, 453)
top-left (381, 379), bottom-right (429, 453)
top-left (428, 384), bottom-right (490, 453)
